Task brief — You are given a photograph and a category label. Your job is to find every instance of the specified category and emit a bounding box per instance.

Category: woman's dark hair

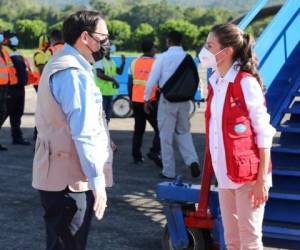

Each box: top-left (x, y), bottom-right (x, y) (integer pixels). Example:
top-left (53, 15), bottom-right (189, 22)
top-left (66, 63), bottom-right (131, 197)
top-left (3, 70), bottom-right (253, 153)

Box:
top-left (63, 10), bottom-right (103, 45)
top-left (211, 23), bottom-right (263, 87)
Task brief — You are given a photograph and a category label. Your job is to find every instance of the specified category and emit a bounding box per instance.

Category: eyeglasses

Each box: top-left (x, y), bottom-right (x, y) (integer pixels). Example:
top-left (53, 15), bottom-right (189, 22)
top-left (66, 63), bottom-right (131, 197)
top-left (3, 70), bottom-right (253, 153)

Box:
top-left (91, 31), bottom-right (109, 40)
top-left (88, 32), bottom-right (110, 44)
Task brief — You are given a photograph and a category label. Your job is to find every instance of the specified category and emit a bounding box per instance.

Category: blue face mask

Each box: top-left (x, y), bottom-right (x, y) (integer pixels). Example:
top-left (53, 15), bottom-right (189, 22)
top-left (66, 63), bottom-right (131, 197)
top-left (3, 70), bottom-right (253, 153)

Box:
top-left (0, 34), bottom-right (4, 43)
top-left (10, 36), bottom-right (19, 47)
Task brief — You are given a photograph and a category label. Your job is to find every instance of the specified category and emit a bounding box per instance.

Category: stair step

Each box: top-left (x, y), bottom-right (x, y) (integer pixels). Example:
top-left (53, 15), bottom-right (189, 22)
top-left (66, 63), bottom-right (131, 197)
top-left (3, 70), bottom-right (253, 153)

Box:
top-left (272, 145), bottom-right (300, 154)
top-left (273, 168), bottom-right (300, 177)
top-left (292, 91), bottom-right (300, 97)
top-left (263, 220), bottom-right (300, 243)
top-left (277, 121), bottom-right (300, 133)
top-left (269, 190), bottom-right (300, 201)
top-left (285, 101), bottom-right (300, 114)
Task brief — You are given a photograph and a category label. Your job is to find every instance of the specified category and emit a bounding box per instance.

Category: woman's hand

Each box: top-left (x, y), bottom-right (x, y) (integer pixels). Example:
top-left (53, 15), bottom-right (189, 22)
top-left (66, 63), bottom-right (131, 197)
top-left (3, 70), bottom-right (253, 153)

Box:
top-left (249, 181), bottom-right (269, 209)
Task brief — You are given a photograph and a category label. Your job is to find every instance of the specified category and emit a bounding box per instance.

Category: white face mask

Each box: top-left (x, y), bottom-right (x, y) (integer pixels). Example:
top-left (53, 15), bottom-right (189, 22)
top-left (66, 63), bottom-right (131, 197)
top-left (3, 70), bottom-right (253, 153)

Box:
top-left (9, 36), bottom-right (19, 47)
top-left (0, 34), bottom-right (4, 44)
top-left (198, 47), bottom-right (225, 70)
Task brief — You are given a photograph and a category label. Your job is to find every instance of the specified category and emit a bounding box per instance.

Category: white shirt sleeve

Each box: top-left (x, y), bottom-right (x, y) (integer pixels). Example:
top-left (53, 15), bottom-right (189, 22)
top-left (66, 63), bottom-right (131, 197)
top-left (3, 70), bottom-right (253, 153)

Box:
top-left (144, 57), bottom-right (162, 101)
top-left (241, 76), bottom-right (276, 148)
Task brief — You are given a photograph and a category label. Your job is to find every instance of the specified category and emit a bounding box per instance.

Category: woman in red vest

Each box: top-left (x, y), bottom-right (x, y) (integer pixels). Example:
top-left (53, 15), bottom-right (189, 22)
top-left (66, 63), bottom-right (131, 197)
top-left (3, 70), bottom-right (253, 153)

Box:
top-left (198, 23), bottom-right (276, 250)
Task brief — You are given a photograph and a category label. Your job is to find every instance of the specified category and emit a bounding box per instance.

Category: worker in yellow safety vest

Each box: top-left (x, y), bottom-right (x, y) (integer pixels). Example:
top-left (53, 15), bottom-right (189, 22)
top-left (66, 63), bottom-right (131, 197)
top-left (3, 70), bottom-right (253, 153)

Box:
top-left (94, 44), bottom-right (125, 123)
top-left (0, 30), bottom-right (18, 150)
top-left (32, 34), bottom-right (50, 92)
top-left (128, 39), bottom-right (161, 166)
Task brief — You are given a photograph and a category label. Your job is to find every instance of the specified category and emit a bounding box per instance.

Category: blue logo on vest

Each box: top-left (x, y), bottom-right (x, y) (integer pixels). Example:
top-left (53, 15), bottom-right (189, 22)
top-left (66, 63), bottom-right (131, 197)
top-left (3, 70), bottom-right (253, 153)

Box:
top-left (234, 123), bottom-right (247, 133)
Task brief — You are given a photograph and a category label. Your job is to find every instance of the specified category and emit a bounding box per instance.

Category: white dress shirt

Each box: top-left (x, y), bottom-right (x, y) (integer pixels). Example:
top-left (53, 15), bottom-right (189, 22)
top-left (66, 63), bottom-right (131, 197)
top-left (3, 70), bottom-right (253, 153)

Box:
top-left (144, 46), bottom-right (186, 101)
top-left (209, 63), bottom-right (276, 189)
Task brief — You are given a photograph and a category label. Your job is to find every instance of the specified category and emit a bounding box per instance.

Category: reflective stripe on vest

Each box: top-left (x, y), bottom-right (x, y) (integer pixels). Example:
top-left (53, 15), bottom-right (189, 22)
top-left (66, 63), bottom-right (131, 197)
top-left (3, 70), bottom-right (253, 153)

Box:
top-left (0, 48), bottom-right (10, 85)
top-left (132, 57), bottom-right (157, 103)
top-left (95, 58), bottom-right (118, 96)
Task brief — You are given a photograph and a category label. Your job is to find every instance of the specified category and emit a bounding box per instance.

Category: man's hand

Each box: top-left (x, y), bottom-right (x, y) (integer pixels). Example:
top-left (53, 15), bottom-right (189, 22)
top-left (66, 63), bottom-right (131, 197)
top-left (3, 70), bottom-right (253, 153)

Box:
top-left (112, 79), bottom-right (120, 89)
top-left (93, 187), bottom-right (107, 220)
top-left (144, 101), bottom-right (152, 114)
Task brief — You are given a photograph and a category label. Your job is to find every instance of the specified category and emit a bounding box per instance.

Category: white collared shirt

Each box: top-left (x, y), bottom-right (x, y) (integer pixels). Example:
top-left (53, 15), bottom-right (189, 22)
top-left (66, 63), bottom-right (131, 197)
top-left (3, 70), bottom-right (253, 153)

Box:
top-left (144, 46), bottom-right (186, 101)
top-left (209, 63), bottom-right (275, 189)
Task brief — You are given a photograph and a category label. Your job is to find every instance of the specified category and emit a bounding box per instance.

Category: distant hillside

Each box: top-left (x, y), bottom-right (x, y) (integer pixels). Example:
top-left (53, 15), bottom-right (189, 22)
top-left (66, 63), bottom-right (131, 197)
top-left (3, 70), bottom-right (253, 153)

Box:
top-left (32, 0), bottom-right (285, 11)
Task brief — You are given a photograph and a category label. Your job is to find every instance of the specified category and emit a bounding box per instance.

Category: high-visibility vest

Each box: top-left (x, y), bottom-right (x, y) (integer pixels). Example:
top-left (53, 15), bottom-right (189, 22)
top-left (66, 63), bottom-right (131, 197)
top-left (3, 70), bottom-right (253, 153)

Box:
top-left (0, 49), bottom-right (9, 86)
top-left (46, 43), bottom-right (64, 59)
top-left (95, 57), bottom-right (118, 96)
top-left (0, 47), bottom-right (17, 85)
top-left (131, 57), bottom-right (157, 103)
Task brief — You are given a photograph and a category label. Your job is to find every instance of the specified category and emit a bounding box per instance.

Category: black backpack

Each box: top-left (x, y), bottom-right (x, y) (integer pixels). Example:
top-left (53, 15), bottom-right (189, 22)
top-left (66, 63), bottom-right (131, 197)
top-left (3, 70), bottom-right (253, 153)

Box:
top-left (161, 54), bottom-right (199, 102)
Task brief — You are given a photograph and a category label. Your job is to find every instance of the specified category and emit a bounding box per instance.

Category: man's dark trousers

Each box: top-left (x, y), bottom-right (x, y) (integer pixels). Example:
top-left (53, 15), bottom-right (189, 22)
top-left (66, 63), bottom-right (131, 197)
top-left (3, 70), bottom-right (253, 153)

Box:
top-left (39, 188), bottom-right (94, 250)
top-left (6, 85), bottom-right (25, 141)
top-left (132, 101), bottom-right (160, 160)
top-left (0, 85), bottom-right (8, 128)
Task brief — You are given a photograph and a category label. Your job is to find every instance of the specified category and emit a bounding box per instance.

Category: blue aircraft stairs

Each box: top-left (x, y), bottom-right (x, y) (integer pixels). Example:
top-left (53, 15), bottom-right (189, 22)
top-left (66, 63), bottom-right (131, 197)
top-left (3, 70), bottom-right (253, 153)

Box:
top-left (250, 0), bottom-right (300, 248)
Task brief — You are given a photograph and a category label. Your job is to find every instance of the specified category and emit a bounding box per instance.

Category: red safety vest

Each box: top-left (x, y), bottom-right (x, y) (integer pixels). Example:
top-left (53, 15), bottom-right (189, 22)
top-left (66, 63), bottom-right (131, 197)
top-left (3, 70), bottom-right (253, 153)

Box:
top-left (131, 57), bottom-right (157, 103)
top-left (204, 71), bottom-right (271, 183)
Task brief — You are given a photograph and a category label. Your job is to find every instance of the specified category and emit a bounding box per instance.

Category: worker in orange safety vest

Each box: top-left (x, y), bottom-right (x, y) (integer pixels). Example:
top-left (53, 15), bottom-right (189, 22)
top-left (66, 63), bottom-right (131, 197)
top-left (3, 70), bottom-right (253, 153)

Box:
top-left (128, 39), bottom-right (161, 166)
top-left (0, 30), bottom-right (18, 150)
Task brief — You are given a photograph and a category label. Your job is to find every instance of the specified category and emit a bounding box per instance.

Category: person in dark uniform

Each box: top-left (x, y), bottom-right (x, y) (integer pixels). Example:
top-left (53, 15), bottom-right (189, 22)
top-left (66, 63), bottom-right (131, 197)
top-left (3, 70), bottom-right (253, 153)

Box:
top-left (3, 31), bottom-right (30, 145)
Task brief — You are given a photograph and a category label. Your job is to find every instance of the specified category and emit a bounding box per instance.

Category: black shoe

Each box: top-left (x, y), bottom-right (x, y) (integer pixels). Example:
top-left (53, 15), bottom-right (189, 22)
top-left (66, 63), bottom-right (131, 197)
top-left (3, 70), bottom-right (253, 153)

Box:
top-left (190, 162), bottom-right (201, 178)
top-left (13, 139), bottom-right (31, 146)
top-left (147, 152), bottom-right (163, 168)
top-left (159, 172), bottom-right (175, 180)
top-left (0, 144), bottom-right (8, 151)
top-left (133, 157), bottom-right (144, 164)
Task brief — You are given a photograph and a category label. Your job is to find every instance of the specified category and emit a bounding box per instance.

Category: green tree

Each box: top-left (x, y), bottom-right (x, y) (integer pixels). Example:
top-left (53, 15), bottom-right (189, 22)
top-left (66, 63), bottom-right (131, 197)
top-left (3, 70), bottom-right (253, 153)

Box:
top-left (15, 19), bottom-right (47, 48)
top-left (197, 25), bottom-right (212, 48)
top-left (107, 20), bottom-right (131, 50)
top-left (192, 8), bottom-right (236, 26)
top-left (159, 19), bottom-right (199, 50)
top-left (48, 21), bottom-right (63, 33)
top-left (90, 0), bottom-right (122, 19)
top-left (0, 19), bottom-right (13, 32)
top-left (118, 2), bottom-right (184, 30)
top-left (133, 23), bottom-right (156, 50)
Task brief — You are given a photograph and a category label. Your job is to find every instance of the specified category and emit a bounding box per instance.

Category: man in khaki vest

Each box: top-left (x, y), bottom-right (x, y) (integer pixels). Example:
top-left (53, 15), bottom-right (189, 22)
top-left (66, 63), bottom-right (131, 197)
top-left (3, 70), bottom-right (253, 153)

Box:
top-left (32, 11), bottom-right (113, 250)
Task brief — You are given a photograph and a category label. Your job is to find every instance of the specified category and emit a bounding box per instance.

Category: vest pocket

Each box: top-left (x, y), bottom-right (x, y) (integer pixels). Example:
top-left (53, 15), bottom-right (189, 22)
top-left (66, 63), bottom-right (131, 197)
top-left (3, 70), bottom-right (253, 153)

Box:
top-left (234, 151), bottom-right (260, 178)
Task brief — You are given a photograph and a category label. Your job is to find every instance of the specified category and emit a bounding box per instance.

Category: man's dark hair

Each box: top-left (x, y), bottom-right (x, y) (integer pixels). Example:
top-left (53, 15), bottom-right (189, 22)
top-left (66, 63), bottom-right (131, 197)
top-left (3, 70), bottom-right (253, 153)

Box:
top-left (3, 30), bottom-right (16, 39)
top-left (63, 10), bottom-right (103, 45)
top-left (141, 38), bottom-right (154, 53)
top-left (50, 29), bottom-right (62, 42)
top-left (167, 30), bottom-right (182, 45)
